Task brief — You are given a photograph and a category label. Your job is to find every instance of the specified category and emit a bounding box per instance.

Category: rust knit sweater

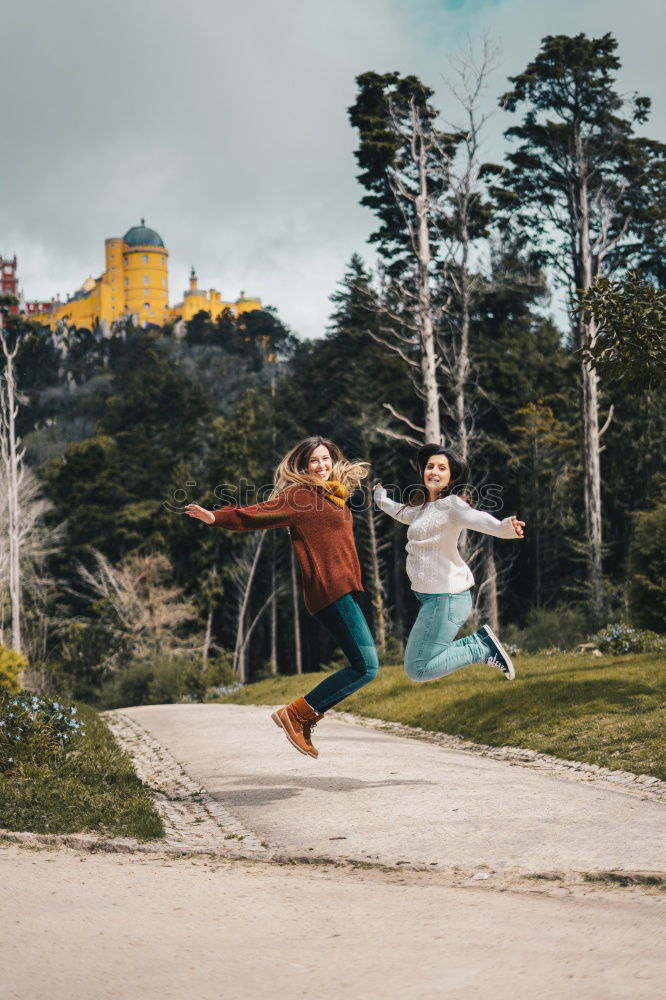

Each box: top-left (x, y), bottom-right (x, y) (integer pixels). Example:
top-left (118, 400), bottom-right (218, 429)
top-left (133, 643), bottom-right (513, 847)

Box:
top-left (211, 484), bottom-right (363, 615)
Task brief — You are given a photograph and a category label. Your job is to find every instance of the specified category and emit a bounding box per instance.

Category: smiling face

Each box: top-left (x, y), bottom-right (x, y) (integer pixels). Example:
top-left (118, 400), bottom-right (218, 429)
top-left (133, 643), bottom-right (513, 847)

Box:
top-left (423, 454), bottom-right (451, 498)
top-left (307, 444), bottom-right (333, 481)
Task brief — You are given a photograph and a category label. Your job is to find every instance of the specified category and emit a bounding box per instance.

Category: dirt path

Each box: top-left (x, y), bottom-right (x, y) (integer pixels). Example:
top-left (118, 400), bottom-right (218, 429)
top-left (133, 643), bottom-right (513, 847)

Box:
top-left (1, 844), bottom-right (664, 1000)
top-left (3, 703), bottom-right (664, 999)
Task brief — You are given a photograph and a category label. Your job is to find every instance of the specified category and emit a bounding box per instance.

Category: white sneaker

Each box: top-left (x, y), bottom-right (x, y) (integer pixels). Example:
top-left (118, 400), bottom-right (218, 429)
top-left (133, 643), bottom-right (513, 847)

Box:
top-left (481, 625), bottom-right (516, 680)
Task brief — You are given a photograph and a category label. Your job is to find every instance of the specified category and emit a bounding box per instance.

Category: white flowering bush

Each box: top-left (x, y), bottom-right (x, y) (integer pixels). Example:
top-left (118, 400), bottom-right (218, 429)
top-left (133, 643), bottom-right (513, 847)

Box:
top-left (0, 694), bottom-right (86, 774)
top-left (205, 682), bottom-right (244, 700)
top-left (594, 624), bottom-right (666, 656)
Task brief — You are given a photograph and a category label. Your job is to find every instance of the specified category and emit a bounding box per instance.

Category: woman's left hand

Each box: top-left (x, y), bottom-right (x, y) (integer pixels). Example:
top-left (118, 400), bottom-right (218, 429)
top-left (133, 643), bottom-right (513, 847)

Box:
top-left (511, 516), bottom-right (526, 538)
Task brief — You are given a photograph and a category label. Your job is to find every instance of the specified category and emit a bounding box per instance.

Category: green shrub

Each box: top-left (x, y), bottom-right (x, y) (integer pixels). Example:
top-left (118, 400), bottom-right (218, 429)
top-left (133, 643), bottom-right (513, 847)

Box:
top-left (52, 621), bottom-right (122, 701)
top-left (0, 646), bottom-right (26, 694)
top-left (205, 652), bottom-right (235, 688)
top-left (97, 662), bottom-right (154, 709)
top-left (629, 493), bottom-right (666, 631)
top-left (504, 604), bottom-right (588, 653)
top-left (97, 653), bottom-right (237, 709)
top-left (0, 699), bottom-right (163, 839)
top-left (594, 623), bottom-right (666, 656)
top-left (147, 657), bottom-right (208, 704)
top-left (0, 693), bottom-right (86, 773)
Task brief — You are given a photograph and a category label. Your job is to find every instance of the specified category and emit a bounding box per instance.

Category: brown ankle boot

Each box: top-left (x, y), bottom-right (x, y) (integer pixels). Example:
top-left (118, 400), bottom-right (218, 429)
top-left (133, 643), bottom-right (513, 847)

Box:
top-left (302, 711), bottom-right (324, 758)
top-left (271, 697), bottom-right (323, 758)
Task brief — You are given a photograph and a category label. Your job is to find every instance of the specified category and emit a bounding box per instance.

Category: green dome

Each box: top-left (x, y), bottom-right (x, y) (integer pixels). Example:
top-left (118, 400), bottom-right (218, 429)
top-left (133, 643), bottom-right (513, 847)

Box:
top-left (123, 220), bottom-right (164, 248)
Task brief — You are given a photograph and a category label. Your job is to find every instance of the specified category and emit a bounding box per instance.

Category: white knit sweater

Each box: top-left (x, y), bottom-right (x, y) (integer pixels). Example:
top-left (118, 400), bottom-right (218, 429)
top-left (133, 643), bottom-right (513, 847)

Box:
top-left (375, 487), bottom-right (519, 594)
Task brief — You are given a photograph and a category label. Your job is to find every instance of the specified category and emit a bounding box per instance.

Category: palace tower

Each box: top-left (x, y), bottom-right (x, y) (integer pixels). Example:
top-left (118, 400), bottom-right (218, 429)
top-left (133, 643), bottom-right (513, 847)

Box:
top-left (32, 222), bottom-right (260, 330)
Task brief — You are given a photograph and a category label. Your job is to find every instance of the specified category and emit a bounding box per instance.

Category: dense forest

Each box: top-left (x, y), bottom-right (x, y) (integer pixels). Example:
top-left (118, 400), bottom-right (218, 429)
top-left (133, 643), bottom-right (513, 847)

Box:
top-left (1, 32), bottom-right (665, 705)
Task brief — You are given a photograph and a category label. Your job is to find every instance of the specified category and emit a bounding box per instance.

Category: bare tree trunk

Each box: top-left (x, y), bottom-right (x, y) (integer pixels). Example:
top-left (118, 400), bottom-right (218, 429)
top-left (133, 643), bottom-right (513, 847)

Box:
top-left (483, 537), bottom-right (499, 632)
top-left (235, 606), bottom-right (246, 682)
top-left (202, 608), bottom-right (212, 664)
top-left (414, 121), bottom-right (441, 444)
top-left (532, 427), bottom-right (544, 609)
top-left (392, 527), bottom-right (404, 647)
top-left (576, 161), bottom-right (604, 627)
top-left (376, 97), bottom-right (444, 447)
top-left (269, 368), bottom-right (278, 674)
top-left (371, 44), bottom-right (494, 455)
top-left (290, 546), bottom-right (302, 674)
top-left (269, 535), bottom-right (278, 674)
top-left (443, 39), bottom-right (498, 465)
top-left (237, 590), bottom-right (278, 665)
top-left (232, 535), bottom-right (265, 682)
top-left (581, 359), bottom-right (604, 625)
top-left (0, 325), bottom-right (23, 653)
top-left (454, 246), bottom-right (471, 465)
top-left (449, 229), bottom-right (471, 568)
top-left (365, 487), bottom-right (386, 654)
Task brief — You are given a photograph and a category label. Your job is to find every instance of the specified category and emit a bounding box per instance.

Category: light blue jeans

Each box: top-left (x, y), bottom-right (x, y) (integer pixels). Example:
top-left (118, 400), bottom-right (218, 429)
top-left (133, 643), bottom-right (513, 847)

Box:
top-left (404, 590), bottom-right (487, 683)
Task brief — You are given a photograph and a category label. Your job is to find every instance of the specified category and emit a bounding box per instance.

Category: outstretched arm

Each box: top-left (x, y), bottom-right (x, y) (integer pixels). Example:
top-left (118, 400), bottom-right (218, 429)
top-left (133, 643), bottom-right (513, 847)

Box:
top-left (447, 497), bottom-right (525, 539)
top-left (185, 489), bottom-right (300, 532)
top-left (373, 483), bottom-right (418, 525)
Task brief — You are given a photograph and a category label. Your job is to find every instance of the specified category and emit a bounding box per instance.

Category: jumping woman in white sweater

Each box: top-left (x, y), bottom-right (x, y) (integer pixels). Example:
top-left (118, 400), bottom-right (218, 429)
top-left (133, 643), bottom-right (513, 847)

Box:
top-left (375, 444), bottom-right (525, 682)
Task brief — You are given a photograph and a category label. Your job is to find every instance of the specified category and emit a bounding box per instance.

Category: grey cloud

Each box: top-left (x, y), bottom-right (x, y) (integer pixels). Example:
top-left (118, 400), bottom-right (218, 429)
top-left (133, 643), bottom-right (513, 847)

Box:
top-left (2, 0), bottom-right (663, 338)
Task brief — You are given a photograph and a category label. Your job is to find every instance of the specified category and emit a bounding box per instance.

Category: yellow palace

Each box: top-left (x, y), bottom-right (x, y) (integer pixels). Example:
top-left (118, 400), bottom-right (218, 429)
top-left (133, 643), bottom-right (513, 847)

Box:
top-left (38, 221), bottom-right (261, 331)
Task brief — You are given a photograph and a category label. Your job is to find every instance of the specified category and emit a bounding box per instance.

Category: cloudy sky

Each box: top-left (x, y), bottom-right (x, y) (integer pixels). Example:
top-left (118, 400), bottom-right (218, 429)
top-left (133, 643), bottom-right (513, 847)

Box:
top-left (3, 0), bottom-right (664, 338)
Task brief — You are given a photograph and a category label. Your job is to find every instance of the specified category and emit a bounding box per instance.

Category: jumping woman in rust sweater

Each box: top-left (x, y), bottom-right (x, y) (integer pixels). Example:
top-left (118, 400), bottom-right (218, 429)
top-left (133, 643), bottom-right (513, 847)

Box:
top-left (184, 436), bottom-right (377, 759)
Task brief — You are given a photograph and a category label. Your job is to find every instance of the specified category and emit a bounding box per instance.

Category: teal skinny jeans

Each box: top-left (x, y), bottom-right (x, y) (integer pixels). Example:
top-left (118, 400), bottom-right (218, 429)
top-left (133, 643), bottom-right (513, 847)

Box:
top-left (304, 593), bottom-right (379, 713)
top-left (404, 590), bottom-right (487, 682)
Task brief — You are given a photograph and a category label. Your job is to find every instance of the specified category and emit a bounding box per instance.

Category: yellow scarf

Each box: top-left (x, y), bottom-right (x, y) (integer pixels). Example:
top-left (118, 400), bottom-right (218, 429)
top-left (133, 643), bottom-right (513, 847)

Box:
top-left (306, 477), bottom-right (348, 508)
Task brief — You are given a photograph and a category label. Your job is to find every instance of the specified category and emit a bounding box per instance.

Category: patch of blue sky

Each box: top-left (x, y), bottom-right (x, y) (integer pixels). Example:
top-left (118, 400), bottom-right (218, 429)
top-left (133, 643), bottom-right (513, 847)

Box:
top-left (401, 0), bottom-right (509, 57)
top-left (440, 0), bottom-right (504, 9)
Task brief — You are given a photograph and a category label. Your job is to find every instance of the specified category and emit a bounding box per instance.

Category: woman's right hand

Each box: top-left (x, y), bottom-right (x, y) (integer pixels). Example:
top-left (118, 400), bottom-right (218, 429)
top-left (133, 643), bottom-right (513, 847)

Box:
top-left (184, 504), bottom-right (215, 524)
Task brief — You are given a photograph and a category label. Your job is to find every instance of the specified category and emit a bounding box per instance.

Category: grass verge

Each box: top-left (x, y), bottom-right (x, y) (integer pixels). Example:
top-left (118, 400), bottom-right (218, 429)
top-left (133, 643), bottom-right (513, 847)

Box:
top-left (0, 702), bottom-right (164, 840)
top-left (219, 652), bottom-right (666, 780)
top-left (582, 872), bottom-right (665, 888)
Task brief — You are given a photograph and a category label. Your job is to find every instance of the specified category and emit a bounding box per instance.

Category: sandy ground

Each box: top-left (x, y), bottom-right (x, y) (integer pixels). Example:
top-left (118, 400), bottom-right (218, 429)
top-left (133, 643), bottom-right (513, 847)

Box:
top-left (1, 844), bottom-right (664, 1000)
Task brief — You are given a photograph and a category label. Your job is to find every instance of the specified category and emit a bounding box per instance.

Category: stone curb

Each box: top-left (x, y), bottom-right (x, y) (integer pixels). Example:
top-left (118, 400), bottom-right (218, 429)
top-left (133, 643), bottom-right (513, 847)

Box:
top-left (331, 711), bottom-right (666, 803)
top-left (102, 711), bottom-right (271, 858)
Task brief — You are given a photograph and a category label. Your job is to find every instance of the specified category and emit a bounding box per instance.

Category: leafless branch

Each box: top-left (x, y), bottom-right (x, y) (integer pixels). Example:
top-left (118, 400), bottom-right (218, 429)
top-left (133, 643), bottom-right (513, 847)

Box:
top-left (599, 404), bottom-right (615, 438)
top-left (376, 426), bottom-right (423, 448)
top-left (382, 404), bottom-right (425, 435)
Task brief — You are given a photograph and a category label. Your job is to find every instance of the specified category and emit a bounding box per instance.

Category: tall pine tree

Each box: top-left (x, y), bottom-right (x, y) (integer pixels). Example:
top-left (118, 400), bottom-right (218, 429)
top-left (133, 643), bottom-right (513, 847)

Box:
top-left (496, 32), bottom-right (666, 624)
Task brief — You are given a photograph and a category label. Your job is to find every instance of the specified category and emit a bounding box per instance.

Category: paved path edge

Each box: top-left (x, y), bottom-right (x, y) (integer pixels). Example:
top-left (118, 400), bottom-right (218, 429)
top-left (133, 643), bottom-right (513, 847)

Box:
top-left (331, 710), bottom-right (666, 802)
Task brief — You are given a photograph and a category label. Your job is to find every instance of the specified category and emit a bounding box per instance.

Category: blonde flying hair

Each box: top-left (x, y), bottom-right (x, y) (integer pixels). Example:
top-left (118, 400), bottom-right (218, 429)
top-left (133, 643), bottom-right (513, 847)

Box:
top-left (273, 436), bottom-right (369, 496)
